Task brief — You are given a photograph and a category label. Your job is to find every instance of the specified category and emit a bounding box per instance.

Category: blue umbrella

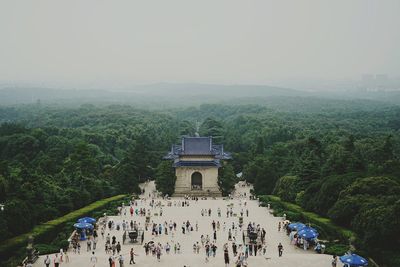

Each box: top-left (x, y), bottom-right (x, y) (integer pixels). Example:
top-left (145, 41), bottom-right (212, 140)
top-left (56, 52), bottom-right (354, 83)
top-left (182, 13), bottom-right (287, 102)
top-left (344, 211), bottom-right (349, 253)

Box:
top-left (288, 222), bottom-right (306, 231)
top-left (74, 222), bottom-right (94, 229)
top-left (297, 228), bottom-right (319, 240)
top-left (340, 254), bottom-right (368, 266)
top-left (78, 217), bottom-right (96, 224)
top-left (298, 225), bottom-right (317, 232)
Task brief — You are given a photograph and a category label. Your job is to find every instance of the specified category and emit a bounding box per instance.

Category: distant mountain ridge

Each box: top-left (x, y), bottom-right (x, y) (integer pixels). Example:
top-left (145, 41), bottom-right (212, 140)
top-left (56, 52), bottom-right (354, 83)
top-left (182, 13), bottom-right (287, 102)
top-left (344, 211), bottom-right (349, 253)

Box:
top-left (0, 83), bottom-right (399, 108)
top-left (0, 83), bottom-right (306, 106)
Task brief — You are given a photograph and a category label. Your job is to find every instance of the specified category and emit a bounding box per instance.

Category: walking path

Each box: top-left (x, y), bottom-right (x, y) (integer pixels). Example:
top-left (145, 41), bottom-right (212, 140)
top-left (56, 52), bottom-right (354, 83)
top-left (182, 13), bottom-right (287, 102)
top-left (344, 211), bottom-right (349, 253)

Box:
top-left (33, 181), bottom-right (333, 267)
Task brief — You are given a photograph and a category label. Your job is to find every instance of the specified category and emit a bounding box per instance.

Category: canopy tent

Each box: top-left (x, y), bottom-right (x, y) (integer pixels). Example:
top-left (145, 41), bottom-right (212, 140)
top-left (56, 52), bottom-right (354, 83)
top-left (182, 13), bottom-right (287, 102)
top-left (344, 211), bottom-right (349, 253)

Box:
top-left (73, 222), bottom-right (94, 241)
top-left (287, 222), bottom-right (306, 231)
top-left (340, 254), bottom-right (368, 267)
top-left (73, 222), bottom-right (94, 229)
top-left (77, 217), bottom-right (96, 224)
top-left (297, 225), bottom-right (317, 233)
top-left (297, 227), bottom-right (319, 240)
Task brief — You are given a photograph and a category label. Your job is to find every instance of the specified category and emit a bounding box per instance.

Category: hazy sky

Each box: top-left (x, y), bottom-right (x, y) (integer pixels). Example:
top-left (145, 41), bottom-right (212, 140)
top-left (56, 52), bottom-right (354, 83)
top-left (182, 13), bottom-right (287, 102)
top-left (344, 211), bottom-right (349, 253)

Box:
top-left (0, 0), bottom-right (399, 87)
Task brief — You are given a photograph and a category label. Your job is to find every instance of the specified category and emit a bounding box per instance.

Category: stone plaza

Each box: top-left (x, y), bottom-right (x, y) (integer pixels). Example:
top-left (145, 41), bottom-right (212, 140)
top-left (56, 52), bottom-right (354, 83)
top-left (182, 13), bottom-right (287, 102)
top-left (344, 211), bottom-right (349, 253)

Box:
top-left (32, 181), bottom-right (333, 267)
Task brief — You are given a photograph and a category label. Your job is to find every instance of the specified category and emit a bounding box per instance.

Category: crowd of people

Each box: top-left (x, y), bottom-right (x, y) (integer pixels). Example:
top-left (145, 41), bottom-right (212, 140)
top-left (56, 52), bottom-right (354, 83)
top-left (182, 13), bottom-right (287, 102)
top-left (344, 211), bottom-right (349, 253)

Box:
top-left (28, 180), bottom-right (335, 267)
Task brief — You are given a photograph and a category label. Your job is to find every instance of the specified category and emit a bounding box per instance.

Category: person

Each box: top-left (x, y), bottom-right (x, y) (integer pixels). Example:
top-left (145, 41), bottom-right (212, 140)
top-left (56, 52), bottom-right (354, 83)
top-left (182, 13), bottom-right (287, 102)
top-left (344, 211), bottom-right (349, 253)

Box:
top-left (44, 255), bottom-right (51, 267)
top-left (223, 244), bottom-right (229, 267)
top-left (261, 228), bottom-right (266, 244)
top-left (235, 256), bottom-right (241, 267)
top-left (156, 245), bottom-right (162, 262)
top-left (108, 256), bottom-right (113, 267)
top-left (212, 243), bottom-right (217, 257)
top-left (303, 239), bottom-right (308, 250)
top-left (119, 254), bottom-right (125, 267)
top-left (59, 248), bottom-right (64, 262)
top-left (331, 255), bottom-right (337, 267)
top-left (87, 239), bottom-right (92, 251)
top-left (54, 254), bottom-right (60, 267)
top-left (93, 237), bottom-right (98, 250)
top-left (106, 233), bottom-right (111, 244)
top-left (112, 243), bottom-right (116, 255)
top-left (315, 242), bottom-right (322, 253)
top-left (278, 243), bottom-right (283, 257)
top-left (64, 251), bottom-right (69, 263)
top-left (232, 242), bottom-right (237, 256)
top-left (90, 251), bottom-right (97, 267)
top-left (130, 248), bottom-right (137, 264)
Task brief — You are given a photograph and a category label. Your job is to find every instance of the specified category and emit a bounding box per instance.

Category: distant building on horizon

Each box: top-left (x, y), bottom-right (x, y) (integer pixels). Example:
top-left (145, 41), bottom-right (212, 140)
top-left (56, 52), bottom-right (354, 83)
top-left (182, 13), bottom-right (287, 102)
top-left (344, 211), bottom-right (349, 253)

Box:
top-left (164, 136), bottom-right (231, 197)
top-left (361, 73), bottom-right (399, 91)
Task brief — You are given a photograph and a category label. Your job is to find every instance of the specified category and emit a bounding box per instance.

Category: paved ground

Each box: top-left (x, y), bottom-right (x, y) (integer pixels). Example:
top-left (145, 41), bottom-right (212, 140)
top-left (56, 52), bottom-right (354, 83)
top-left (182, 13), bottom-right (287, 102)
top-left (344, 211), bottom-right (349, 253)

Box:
top-left (33, 181), bottom-right (334, 267)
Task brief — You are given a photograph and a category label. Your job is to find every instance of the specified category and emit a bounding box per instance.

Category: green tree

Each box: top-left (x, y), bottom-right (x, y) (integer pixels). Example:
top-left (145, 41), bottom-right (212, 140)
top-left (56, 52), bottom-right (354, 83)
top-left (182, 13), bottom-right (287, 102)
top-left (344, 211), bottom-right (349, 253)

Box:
top-left (273, 176), bottom-right (299, 202)
top-left (218, 162), bottom-right (236, 196)
top-left (155, 161), bottom-right (176, 196)
top-left (179, 120), bottom-right (196, 136)
top-left (199, 117), bottom-right (224, 143)
top-left (243, 156), bottom-right (278, 195)
top-left (296, 150), bottom-right (321, 187)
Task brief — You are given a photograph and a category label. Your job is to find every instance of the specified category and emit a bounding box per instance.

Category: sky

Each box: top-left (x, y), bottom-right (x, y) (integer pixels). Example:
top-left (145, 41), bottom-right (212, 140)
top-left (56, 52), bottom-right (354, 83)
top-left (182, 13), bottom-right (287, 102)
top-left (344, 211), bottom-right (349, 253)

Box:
top-left (0, 0), bottom-right (399, 88)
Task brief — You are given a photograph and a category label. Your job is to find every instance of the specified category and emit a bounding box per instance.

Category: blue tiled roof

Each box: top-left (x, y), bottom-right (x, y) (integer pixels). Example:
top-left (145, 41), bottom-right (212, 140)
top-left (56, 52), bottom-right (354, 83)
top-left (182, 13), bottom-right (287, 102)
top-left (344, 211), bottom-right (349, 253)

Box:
top-left (182, 137), bottom-right (211, 155)
top-left (163, 136), bottom-right (232, 161)
top-left (173, 160), bottom-right (221, 167)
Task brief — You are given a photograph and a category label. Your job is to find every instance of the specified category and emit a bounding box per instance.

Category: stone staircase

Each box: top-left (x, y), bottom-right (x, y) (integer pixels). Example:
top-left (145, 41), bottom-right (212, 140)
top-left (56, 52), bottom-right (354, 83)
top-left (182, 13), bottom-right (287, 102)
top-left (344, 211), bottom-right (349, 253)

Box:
top-left (173, 186), bottom-right (222, 197)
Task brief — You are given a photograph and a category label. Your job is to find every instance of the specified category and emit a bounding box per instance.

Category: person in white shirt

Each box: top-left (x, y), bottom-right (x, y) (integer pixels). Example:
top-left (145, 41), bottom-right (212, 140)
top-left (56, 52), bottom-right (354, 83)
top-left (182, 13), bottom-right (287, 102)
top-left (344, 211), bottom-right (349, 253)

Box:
top-left (90, 251), bottom-right (97, 267)
top-left (54, 254), bottom-right (60, 267)
top-left (44, 255), bottom-right (51, 267)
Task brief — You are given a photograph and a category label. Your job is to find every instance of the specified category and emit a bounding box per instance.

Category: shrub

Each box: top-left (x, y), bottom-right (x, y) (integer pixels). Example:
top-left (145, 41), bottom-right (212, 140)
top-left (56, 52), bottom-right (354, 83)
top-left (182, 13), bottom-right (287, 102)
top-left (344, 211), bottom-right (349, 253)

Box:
top-left (34, 243), bottom-right (59, 255)
top-left (284, 211), bottom-right (303, 221)
top-left (324, 244), bottom-right (349, 256)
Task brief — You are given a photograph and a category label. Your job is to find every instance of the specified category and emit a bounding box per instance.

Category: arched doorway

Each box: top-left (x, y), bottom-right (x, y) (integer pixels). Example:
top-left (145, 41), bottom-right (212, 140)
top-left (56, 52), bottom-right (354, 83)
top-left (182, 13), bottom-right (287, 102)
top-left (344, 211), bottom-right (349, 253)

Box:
top-left (191, 172), bottom-right (202, 190)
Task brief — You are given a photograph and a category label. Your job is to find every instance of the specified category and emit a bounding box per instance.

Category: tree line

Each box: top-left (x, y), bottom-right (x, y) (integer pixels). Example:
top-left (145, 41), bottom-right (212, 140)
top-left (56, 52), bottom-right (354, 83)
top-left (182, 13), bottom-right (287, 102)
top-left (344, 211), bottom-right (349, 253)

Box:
top-left (1, 100), bottom-right (399, 265)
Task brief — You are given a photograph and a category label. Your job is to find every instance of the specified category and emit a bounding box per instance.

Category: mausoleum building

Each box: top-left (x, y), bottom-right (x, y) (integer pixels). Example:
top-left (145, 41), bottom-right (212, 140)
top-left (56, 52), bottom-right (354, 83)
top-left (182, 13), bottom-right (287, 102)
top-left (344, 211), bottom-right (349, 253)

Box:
top-left (164, 136), bottom-right (231, 196)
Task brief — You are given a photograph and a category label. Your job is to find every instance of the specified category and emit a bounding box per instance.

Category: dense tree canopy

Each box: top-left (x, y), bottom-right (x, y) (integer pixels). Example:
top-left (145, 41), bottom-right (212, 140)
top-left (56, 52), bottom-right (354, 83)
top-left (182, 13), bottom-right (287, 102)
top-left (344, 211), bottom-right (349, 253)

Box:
top-left (155, 161), bottom-right (176, 196)
top-left (218, 162), bottom-right (236, 196)
top-left (0, 99), bottom-right (399, 266)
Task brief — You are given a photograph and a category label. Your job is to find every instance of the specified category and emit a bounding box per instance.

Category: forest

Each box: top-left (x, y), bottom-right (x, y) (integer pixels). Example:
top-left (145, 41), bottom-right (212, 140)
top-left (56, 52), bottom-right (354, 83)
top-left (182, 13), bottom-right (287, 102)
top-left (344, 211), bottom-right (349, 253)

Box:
top-left (0, 97), bottom-right (400, 266)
